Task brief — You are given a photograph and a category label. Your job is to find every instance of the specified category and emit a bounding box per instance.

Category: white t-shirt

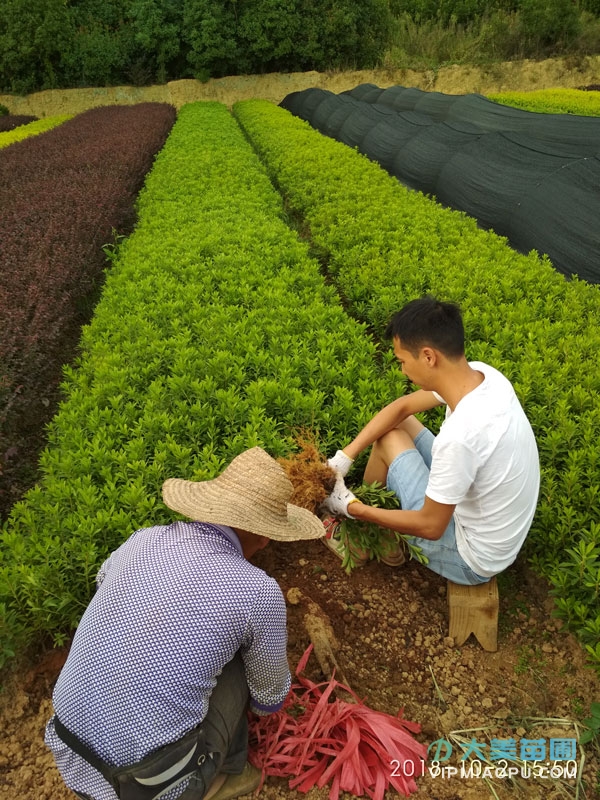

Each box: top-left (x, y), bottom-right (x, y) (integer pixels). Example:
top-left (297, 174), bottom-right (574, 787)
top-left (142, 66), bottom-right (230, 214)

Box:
top-left (426, 362), bottom-right (540, 577)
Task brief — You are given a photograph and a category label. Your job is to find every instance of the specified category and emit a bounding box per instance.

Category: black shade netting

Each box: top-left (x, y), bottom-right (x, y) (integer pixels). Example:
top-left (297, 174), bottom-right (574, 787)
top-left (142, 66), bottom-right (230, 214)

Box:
top-left (279, 85), bottom-right (600, 283)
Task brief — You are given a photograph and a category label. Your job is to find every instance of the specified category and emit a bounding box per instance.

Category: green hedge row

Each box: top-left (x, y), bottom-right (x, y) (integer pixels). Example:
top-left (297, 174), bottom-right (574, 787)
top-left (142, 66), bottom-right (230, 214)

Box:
top-left (0, 102), bottom-right (402, 668)
top-left (490, 88), bottom-right (600, 116)
top-left (233, 99), bottom-right (600, 668)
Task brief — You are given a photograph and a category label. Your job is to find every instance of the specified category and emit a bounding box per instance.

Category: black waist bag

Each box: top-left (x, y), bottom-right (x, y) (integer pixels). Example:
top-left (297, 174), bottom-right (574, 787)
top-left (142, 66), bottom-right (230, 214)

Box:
top-left (54, 715), bottom-right (209, 800)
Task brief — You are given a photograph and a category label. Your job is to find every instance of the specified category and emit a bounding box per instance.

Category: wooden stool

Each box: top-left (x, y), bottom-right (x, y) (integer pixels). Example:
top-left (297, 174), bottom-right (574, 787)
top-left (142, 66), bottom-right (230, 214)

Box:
top-left (447, 576), bottom-right (499, 652)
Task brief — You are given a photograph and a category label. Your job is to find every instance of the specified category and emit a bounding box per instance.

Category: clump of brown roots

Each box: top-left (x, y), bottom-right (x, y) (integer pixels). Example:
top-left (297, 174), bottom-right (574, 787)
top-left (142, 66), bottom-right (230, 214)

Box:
top-left (277, 435), bottom-right (337, 515)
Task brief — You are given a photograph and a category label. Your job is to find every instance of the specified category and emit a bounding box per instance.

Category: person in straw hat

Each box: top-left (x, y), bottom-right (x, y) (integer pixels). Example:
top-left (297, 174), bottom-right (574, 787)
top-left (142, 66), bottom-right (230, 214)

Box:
top-left (45, 447), bottom-right (323, 800)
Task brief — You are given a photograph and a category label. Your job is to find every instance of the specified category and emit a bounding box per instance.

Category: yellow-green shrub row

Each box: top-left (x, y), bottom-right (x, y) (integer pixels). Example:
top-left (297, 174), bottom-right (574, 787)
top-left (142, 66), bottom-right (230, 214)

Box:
top-left (234, 99), bottom-right (600, 668)
top-left (489, 88), bottom-right (600, 116)
top-left (0, 102), bottom-right (400, 665)
top-left (0, 114), bottom-right (73, 149)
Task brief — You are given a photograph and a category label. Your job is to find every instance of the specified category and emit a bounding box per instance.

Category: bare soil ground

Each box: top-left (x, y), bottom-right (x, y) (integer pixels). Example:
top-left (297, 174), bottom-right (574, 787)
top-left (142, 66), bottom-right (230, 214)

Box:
top-left (2, 540), bottom-right (600, 800)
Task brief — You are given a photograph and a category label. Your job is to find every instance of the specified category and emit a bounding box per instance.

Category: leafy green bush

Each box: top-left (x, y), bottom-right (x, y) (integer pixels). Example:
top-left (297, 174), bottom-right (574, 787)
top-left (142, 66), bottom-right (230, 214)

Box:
top-left (0, 0), bottom-right (393, 92)
top-left (576, 11), bottom-right (600, 56)
top-left (382, 13), bottom-right (490, 68)
top-left (383, 11), bottom-right (524, 70)
top-left (234, 99), bottom-right (600, 670)
top-left (183, 0), bottom-right (393, 77)
top-left (0, 104), bottom-right (8, 116)
top-left (0, 102), bottom-right (403, 668)
top-left (61, 20), bottom-right (137, 88)
top-left (391, 0), bottom-right (493, 26)
top-left (0, 0), bottom-right (73, 93)
top-left (581, 0), bottom-right (600, 15)
top-left (475, 10), bottom-right (522, 60)
top-left (383, 3), bottom-right (598, 69)
top-left (490, 88), bottom-right (600, 116)
top-left (128, 0), bottom-right (184, 85)
top-left (518, 0), bottom-right (581, 52)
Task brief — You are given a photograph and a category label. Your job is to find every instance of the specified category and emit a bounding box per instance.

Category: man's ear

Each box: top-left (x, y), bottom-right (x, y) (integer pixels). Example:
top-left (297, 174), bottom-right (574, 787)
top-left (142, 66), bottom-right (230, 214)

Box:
top-left (422, 346), bottom-right (437, 365)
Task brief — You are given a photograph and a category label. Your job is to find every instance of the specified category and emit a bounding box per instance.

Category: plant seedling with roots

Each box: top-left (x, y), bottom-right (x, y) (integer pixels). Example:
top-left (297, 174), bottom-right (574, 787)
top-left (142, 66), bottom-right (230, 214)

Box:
top-left (278, 436), bottom-right (427, 573)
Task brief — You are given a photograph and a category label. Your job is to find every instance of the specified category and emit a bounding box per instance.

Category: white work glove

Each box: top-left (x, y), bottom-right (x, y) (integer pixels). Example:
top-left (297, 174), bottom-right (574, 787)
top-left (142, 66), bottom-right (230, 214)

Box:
top-left (322, 475), bottom-right (358, 518)
top-left (327, 449), bottom-right (354, 477)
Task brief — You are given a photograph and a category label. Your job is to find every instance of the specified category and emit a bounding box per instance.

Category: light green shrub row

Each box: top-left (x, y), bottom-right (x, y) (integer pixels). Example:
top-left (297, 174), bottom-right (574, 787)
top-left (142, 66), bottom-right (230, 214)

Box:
top-left (0, 102), bottom-right (402, 667)
top-left (0, 115), bottom-right (73, 149)
top-left (489, 88), bottom-right (600, 116)
top-left (234, 99), bottom-right (600, 668)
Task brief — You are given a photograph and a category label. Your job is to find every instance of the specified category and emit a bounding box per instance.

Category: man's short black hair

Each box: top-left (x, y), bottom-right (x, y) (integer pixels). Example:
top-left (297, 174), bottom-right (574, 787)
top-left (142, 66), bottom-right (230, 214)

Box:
top-left (385, 296), bottom-right (465, 358)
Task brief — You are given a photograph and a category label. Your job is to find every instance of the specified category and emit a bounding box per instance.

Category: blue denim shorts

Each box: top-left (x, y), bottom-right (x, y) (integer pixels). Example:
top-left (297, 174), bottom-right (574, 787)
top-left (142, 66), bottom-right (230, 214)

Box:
top-left (386, 429), bottom-right (489, 585)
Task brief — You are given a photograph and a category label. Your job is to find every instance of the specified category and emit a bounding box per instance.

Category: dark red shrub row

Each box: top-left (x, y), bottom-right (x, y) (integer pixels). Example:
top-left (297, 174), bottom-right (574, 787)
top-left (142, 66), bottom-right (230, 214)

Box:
top-left (0, 115), bottom-right (39, 132)
top-left (0, 103), bottom-right (176, 516)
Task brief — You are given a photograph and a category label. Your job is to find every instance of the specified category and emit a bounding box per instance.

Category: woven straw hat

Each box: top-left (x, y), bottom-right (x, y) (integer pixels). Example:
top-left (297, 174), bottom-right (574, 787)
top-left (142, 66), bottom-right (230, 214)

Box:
top-left (162, 447), bottom-right (324, 542)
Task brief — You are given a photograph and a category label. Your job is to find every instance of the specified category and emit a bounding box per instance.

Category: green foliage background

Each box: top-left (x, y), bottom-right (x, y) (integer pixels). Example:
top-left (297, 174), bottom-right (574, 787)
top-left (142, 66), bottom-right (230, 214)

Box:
top-left (0, 0), bottom-right (393, 94)
top-left (1, 0), bottom-right (599, 94)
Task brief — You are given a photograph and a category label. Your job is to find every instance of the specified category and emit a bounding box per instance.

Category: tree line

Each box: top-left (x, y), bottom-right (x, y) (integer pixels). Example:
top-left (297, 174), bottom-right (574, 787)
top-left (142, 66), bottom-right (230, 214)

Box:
top-left (0, 0), bottom-right (598, 97)
top-left (0, 0), bottom-right (392, 94)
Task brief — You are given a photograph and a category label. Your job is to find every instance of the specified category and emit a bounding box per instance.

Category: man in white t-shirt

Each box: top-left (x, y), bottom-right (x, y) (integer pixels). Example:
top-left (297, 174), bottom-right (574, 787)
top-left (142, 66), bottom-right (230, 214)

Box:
top-left (323, 296), bottom-right (540, 585)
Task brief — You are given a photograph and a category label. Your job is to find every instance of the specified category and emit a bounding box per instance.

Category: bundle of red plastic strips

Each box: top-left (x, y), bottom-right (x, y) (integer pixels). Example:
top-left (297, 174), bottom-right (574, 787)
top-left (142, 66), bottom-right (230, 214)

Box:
top-left (248, 646), bottom-right (427, 799)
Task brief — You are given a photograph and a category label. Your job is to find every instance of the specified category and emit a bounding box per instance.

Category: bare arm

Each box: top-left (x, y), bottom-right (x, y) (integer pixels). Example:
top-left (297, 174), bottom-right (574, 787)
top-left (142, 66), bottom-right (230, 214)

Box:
top-left (343, 390), bottom-right (442, 461)
top-left (349, 495), bottom-right (455, 541)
